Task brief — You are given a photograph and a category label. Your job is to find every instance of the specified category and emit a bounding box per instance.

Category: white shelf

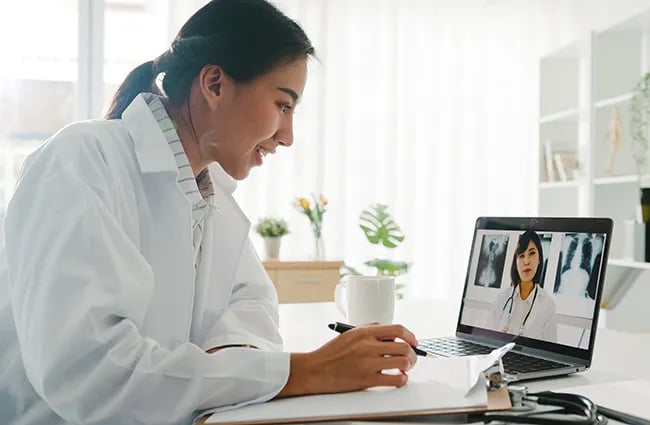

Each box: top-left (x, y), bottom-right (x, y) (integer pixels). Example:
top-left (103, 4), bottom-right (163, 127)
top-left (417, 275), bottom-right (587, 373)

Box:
top-left (539, 108), bottom-right (579, 124)
top-left (594, 174), bottom-right (638, 185)
top-left (539, 180), bottom-right (579, 189)
top-left (594, 92), bottom-right (633, 109)
top-left (538, 9), bottom-right (650, 329)
top-left (608, 258), bottom-right (650, 270)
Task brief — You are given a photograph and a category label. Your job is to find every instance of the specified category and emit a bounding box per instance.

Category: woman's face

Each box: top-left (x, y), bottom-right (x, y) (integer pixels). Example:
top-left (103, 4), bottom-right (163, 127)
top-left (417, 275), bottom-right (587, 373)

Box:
top-left (516, 240), bottom-right (539, 283)
top-left (196, 58), bottom-right (308, 180)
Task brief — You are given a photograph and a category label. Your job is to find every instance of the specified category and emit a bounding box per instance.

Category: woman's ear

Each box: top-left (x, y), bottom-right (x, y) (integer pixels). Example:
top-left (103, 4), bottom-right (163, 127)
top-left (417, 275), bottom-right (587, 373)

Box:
top-left (199, 65), bottom-right (226, 109)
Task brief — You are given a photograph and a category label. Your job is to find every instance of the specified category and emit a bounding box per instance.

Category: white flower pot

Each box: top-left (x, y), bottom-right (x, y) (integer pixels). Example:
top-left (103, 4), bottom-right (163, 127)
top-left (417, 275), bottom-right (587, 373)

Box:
top-left (264, 236), bottom-right (282, 260)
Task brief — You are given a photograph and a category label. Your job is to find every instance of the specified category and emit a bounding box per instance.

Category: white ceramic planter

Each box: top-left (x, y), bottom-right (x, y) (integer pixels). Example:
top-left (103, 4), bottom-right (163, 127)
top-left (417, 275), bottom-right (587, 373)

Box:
top-left (264, 236), bottom-right (282, 260)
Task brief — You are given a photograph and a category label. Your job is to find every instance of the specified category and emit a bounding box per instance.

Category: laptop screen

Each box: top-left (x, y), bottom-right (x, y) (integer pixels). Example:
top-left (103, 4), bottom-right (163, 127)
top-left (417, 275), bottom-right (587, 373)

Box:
top-left (457, 217), bottom-right (612, 361)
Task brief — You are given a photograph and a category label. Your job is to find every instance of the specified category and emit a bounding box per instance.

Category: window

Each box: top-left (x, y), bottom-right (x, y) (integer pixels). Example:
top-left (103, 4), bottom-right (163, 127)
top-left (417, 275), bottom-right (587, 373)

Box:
top-left (104, 0), bottom-right (172, 112)
top-left (0, 0), bottom-right (177, 213)
top-left (0, 0), bottom-right (78, 213)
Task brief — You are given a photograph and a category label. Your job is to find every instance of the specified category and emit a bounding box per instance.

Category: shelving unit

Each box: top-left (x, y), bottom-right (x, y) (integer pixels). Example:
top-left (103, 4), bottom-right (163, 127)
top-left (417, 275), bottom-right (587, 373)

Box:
top-left (538, 8), bottom-right (650, 331)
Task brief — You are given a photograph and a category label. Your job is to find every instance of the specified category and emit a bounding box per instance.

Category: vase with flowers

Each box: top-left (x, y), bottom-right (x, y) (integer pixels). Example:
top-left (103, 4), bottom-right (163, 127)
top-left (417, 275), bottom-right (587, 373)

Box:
top-left (294, 193), bottom-right (328, 260)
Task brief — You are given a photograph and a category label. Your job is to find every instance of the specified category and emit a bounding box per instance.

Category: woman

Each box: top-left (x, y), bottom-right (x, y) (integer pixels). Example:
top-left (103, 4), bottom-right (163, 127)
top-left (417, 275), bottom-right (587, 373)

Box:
top-left (485, 230), bottom-right (557, 341)
top-left (0, 1), bottom-right (417, 424)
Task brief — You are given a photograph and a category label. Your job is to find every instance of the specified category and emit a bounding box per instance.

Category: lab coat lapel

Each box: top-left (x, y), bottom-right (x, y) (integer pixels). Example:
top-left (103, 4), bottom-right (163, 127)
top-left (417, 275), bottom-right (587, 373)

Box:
top-left (206, 185), bottom-right (250, 291)
top-left (121, 95), bottom-right (195, 346)
top-left (203, 162), bottom-right (250, 297)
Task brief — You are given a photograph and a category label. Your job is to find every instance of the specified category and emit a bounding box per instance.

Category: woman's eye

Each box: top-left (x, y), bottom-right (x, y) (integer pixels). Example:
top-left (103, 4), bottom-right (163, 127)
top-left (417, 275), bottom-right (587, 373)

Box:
top-left (279, 103), bottom-right (292, 113)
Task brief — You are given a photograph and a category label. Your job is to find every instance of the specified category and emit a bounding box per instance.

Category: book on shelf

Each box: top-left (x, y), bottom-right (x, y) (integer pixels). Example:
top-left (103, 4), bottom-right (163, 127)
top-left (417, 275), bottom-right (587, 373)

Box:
top-left (555, 150), bottom-right (578, 181)
top-left (543, 140), bottom-right (555, 182)
top-left (554, 153), bottom-right (567, 181)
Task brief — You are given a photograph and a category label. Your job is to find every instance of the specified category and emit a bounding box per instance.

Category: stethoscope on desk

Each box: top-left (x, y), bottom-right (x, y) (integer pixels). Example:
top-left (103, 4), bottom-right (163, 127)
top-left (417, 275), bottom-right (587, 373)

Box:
top-left (501, 284), bottom-right (538, 335)
top-left (482, 381), bottom-right (650, 425)
top-left (482, 384), bottom-right (608, 425)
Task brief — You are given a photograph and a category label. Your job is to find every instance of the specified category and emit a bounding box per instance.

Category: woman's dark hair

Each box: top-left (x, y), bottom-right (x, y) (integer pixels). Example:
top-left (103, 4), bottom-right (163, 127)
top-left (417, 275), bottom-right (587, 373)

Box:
top-left (105, 0), bottom-right (314, 119)
top-left (510, 230), bottom-right (544, 286)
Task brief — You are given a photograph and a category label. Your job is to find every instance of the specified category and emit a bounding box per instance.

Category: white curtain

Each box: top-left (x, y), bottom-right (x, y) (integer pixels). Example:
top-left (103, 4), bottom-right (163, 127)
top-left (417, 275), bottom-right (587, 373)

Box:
top-left (174, 0), bottom-right (550, 301)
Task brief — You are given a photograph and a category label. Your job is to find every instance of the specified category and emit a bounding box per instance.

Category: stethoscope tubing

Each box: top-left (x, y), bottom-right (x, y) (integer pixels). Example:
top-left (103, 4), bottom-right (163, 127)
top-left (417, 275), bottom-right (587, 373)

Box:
top-left (483, 391), bottom-right (604, 425)
top-left (501, 283), bottom-right (539, 334)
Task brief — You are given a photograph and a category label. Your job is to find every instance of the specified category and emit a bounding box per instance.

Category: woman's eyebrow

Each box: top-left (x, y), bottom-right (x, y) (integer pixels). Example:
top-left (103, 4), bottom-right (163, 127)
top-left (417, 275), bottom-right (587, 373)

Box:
top-left (277, 87), bottom-right (299, 105)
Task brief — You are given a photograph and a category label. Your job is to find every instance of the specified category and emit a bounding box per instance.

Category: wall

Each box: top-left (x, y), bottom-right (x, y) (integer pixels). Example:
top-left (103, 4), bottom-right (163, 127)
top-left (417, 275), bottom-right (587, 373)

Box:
top-left (538, 0), bottom-right (650, 55)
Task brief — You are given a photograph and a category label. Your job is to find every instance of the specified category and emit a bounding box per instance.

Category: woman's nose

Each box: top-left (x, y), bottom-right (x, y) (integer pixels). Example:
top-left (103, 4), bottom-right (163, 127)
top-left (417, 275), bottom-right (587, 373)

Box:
top-left (276, 119), bottom-right (294, 147)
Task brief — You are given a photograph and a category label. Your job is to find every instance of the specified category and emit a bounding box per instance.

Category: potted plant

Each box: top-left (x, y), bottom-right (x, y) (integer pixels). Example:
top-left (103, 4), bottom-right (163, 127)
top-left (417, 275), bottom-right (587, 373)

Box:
top-left (631, 73), bottom-right (650, 224)
top-left (255, 217), bottom-right (289, 260)
top-left (341, 203), bottom-right (410, 298)
top-left (631, 73), bottom-right (650, 180)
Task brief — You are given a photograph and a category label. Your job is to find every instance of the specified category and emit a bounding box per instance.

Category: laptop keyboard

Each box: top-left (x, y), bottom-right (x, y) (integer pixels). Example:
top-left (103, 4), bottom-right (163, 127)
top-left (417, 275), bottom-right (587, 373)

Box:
top-left (418, 337), bottom-right (571, 375)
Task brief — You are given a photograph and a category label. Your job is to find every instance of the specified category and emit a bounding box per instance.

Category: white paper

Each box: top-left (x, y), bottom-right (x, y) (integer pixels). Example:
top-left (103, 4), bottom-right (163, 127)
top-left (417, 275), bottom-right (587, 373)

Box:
top-left (205, 343), bottom-right (514, 424)
top-left (558, 380), bottom-right (650, 420)
top-left (410, 342), bottom-right (514, 395)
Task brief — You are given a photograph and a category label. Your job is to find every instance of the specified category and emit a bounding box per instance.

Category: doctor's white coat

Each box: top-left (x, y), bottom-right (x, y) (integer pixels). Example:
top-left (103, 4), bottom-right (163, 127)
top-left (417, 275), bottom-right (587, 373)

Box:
top-left (0, 94), bottom-right (289, 425)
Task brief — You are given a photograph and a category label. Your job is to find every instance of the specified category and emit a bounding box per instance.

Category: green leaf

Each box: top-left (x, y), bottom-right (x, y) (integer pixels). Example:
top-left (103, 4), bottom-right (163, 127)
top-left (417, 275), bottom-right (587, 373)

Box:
top-left (255, 217), bottom-right (289, 237)
top-left (364, 258), bottom-right (409, 276)
top-left (358, 204), bottom-right (405, 248)
top-left (630, 72), bottom-right (650, 174)
top-left (339, 263), bottom-right (363, 279)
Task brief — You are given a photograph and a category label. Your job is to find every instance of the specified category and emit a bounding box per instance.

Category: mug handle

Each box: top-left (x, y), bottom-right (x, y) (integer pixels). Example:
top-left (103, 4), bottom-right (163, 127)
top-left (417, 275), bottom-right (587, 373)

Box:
top-left (334, 281), bottom-right (348, 318)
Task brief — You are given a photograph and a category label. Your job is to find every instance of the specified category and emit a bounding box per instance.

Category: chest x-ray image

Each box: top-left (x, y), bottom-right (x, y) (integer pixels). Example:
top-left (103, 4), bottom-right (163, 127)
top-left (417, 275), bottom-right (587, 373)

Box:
top-left (554, 233), bottom-right (604, 300)
top-left (474, 234), bottom-right (509, 288)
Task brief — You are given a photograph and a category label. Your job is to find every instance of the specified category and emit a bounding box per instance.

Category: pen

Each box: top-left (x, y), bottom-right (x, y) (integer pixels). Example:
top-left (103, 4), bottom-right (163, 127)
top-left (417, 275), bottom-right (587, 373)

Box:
top-left (327, 321), bottom-right (433, 357)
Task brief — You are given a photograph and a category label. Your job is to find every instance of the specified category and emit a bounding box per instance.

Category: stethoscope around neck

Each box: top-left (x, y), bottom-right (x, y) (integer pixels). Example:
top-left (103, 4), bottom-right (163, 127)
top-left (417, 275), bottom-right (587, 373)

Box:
top-left (502, 283), bottom-right (539, 335)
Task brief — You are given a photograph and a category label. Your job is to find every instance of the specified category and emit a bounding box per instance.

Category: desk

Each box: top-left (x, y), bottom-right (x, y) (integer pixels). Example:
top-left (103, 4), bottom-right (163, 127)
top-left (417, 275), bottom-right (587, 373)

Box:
top-left (277, 299), bottom-right (650, 424)
top-left (200, 299), bottom-right (650, 425)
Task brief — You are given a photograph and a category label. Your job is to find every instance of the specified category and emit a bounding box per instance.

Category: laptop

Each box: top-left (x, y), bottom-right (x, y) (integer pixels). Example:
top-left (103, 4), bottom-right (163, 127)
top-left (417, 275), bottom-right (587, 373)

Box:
top-left (418, 216), bottom-right (613, 382)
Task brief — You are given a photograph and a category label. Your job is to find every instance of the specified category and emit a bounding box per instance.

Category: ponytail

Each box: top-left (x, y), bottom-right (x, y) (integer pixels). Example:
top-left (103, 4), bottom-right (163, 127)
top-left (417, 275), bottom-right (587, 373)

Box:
top-left (104, 60), bottom-right (156, 119)
top-left (104, 0), bottom-right (315, 120)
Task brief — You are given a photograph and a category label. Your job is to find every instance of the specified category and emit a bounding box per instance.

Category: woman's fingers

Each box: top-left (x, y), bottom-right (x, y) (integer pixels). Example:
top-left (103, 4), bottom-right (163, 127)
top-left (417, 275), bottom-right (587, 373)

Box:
top-left (374, 371), bottom-right (409, 388)
top-left (369, 354), bottom-right (413, 372)
top-left (279, 323), bottom-right (420, 396)
top-left (359, 324), bottom-right (419, 348)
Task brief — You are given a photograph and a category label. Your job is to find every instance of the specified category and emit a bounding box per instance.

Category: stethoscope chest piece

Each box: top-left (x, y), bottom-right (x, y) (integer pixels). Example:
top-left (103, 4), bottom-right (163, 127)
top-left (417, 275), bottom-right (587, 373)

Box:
top-left (508, 384), bottom-right (535, 412)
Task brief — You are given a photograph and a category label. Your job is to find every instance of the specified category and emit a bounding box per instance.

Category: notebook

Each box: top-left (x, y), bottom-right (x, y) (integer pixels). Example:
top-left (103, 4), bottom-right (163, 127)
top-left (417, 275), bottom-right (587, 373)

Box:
top-left (203, 347), bottom-right (514, 424)
top-left (418, 216), bottom-right (613, 382)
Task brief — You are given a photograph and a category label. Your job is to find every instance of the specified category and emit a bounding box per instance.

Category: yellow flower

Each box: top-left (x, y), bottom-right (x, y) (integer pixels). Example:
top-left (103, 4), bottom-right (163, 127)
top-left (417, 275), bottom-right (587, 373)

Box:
top-left (299, 198), bottom-right (310, 210)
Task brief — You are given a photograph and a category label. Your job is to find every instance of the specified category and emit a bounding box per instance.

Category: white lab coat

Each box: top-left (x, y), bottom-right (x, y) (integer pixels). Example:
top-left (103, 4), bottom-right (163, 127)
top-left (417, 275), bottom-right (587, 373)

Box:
top-left (0, 94), bottom-right (290, 425)
top-left (485, 284), bottom-right (557, 342)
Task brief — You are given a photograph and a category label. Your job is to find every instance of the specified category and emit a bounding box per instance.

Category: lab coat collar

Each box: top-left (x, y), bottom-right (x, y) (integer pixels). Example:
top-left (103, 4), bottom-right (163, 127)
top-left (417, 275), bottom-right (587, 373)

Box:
top-left (209, 161), bottom-right (237, 195)
top-left (516, 284), bottom-right (536, 305)
top-left (121, 94), bottom-right (241, 196)
top-left (121, 94), bottom-right (178, 174)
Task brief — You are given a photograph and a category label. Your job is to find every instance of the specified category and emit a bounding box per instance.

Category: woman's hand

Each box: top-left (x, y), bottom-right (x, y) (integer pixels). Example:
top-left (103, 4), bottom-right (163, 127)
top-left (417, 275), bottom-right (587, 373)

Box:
top-left (277, 324), bottom-right (418, 398)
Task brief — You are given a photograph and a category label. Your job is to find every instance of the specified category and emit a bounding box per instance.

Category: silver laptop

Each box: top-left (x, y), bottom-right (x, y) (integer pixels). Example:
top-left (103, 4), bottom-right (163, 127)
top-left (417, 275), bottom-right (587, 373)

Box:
top-left (418, 216), bottom-right (613, 382)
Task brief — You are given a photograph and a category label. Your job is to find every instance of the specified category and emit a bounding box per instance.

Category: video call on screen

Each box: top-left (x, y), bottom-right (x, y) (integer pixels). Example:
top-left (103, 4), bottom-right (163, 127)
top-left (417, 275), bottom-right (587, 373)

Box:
top-left (460, 229), bottom-right (607, 349)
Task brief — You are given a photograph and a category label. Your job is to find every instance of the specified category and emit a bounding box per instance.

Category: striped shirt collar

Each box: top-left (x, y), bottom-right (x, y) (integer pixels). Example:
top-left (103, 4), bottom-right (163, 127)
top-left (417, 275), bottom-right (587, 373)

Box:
top-left (141, 93), bottom-right (215, 207)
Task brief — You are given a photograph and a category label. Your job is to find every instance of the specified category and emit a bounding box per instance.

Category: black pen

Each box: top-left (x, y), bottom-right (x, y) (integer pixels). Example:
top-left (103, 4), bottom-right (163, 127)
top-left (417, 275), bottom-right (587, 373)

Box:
top-left (327, 321), bottom-right (433, 357)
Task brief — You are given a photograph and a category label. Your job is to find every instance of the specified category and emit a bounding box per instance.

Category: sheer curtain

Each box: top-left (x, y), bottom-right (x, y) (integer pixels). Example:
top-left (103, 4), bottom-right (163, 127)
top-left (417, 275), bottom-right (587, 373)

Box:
top-left (175, 0), bottom-right (549, 301)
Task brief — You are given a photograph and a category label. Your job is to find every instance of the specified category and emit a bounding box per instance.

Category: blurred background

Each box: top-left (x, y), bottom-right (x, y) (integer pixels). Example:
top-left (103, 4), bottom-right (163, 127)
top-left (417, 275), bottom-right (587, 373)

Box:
top-left (1, 0), bottom-right (649, 304)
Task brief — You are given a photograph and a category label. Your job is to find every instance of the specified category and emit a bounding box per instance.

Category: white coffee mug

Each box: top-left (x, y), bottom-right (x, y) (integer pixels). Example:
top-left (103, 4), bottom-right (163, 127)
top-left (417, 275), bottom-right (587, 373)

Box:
top-left (334, 276), bottom-right (395, 325)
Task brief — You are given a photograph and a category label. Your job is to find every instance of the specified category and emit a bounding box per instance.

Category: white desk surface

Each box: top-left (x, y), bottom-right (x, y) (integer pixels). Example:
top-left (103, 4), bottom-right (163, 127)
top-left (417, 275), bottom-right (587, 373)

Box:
top-left (277, 299), bottom-right (650, 424)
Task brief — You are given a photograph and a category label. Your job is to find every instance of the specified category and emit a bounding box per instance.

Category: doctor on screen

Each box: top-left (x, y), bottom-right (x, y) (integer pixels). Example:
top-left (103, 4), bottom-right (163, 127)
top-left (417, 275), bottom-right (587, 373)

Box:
top-left (485, 230), bottom-right (557, 341)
